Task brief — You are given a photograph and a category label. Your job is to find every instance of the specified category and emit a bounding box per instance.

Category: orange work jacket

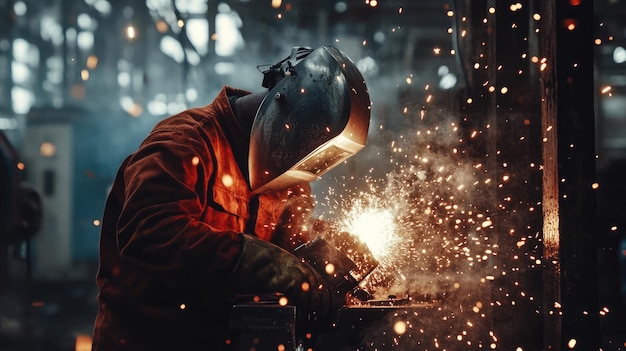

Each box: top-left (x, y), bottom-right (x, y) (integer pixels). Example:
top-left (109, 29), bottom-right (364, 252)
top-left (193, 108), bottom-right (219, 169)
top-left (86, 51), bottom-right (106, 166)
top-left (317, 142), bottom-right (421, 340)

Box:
top-left (93, 86), bottom-right (313, 351)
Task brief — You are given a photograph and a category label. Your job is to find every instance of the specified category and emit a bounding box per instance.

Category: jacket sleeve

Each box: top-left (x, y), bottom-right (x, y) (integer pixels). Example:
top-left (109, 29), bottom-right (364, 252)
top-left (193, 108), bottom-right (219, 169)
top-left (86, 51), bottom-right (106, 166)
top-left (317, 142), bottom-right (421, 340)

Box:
top-left (115, 125), bottom-right (241, 301)
top-left (269, 182), bottom-right (316, 252)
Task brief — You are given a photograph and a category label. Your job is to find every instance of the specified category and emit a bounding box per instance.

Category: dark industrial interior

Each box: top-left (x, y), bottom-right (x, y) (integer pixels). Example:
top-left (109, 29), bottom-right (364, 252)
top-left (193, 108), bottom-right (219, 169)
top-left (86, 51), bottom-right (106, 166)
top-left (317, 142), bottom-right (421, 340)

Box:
top-left (1, 0), bottom-right (625, 350)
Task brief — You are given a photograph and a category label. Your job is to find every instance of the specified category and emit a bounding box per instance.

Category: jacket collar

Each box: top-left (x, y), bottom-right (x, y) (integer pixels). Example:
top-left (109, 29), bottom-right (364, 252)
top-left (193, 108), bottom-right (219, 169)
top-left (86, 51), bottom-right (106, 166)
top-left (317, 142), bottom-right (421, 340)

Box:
top-left (214, 86), bottom-right (253, 182)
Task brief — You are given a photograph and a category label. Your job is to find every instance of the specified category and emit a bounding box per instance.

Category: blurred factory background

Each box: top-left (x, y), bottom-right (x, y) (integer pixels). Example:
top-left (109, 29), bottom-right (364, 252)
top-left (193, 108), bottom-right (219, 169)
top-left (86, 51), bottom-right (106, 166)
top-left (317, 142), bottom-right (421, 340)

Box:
top-left (0, 0), bottom-right (625, 350)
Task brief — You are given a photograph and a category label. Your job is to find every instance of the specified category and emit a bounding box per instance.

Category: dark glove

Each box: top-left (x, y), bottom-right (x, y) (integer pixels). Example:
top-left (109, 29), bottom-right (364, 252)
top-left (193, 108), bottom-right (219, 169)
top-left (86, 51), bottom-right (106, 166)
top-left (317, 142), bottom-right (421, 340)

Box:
top-left (229, 234), bottom-right (344, 322)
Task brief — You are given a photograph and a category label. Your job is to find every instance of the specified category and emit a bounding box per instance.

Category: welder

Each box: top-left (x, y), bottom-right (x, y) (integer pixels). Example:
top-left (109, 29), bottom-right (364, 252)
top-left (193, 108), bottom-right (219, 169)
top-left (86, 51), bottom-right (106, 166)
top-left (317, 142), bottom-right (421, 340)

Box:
top-left (92, 45), bottom-right (371, 351)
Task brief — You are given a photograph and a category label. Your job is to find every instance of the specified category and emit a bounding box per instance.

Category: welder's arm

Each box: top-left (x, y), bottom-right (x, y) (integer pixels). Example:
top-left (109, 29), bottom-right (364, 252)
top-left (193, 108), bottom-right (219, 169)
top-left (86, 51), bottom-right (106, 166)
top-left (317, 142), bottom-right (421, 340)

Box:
top-left (230, 234), bottom-right (344, 321)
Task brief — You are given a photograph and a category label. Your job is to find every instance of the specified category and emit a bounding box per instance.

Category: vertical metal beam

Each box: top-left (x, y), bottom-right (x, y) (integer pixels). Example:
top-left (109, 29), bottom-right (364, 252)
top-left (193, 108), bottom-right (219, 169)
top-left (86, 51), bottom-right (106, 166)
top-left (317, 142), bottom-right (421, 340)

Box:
top-left (540, 0), bottom-right (599, 349)
top-left (539, 1), bottom-right (562, 348)
top-left (555, 0), bottom-right (599, 348)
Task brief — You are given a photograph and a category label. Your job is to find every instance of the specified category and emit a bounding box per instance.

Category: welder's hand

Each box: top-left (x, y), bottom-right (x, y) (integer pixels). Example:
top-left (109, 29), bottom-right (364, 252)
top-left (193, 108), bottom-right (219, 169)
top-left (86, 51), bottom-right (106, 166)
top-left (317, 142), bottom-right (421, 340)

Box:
top-left (229, 234), bottom-right (344, 322)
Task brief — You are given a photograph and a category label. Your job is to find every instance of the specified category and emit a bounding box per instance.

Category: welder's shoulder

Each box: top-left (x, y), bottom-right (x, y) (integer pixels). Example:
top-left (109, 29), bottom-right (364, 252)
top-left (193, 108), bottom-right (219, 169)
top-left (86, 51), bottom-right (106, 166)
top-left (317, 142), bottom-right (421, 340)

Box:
top-left (153, 106), bottom-right (214, 131)
top-left (147, 106), bottom-right (218, 142)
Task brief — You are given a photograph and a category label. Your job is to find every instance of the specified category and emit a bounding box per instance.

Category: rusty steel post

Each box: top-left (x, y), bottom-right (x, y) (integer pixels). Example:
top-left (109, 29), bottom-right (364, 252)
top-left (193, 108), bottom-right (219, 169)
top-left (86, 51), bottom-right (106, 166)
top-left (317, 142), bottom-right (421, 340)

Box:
top-left (540, 0), bottom-right (600, 349)
top-left (539, 1), bottom-right (562, 349)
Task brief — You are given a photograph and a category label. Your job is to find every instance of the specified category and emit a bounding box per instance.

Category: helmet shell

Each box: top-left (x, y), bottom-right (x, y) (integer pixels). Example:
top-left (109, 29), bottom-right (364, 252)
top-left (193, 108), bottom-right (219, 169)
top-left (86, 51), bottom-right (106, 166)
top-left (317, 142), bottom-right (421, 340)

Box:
top-left (249, 46), bottom-right (370, 193)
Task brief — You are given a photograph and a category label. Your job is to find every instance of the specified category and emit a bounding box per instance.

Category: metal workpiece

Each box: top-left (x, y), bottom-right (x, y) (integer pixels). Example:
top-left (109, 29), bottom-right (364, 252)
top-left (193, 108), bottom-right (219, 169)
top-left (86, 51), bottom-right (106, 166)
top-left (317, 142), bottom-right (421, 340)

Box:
top-left (293, 236), bottom-right (377, 300)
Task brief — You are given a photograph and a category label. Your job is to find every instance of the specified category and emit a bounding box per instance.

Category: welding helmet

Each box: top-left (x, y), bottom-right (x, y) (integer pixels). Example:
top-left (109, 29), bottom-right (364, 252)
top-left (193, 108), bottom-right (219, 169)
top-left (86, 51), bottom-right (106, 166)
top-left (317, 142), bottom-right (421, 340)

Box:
top-left (249, 45), bottom-right (371, 193)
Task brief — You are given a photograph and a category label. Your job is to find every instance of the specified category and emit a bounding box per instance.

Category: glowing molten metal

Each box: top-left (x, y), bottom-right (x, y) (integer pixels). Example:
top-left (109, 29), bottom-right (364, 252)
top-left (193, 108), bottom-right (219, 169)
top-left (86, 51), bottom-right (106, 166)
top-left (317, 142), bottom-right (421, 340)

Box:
top-left (340, 204), bottom-right (398, 260)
